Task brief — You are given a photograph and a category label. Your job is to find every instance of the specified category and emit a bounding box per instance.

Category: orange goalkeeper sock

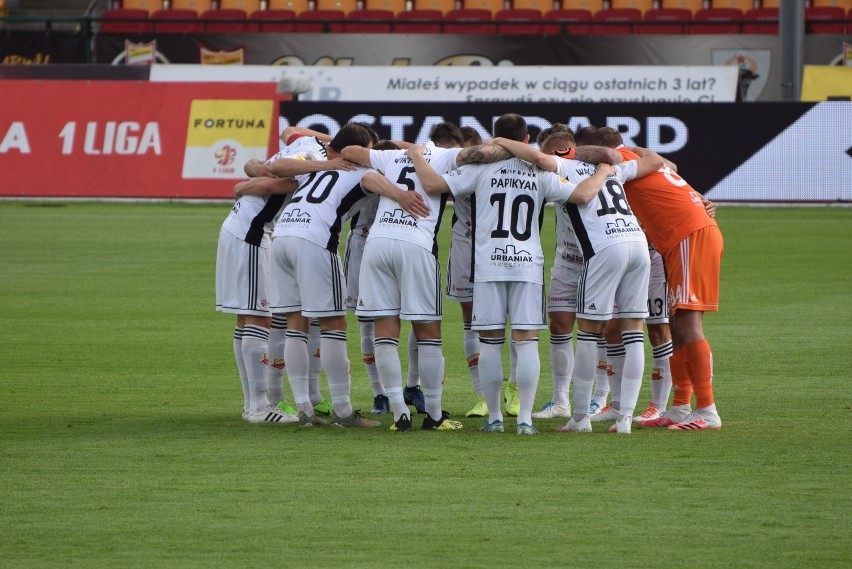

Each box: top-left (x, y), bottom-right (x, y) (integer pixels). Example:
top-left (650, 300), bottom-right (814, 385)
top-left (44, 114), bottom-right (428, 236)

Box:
top-left (685, 339), bottom-right (715, 409)
top-left (669, 347), bottom-right (693, 407)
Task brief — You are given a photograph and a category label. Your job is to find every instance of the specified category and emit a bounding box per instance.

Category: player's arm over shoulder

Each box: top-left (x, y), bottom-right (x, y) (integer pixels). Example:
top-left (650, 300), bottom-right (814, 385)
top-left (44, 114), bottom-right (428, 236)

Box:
top-left (626, 147), bottom-right (667, 178)
top-left (407, 144), bottom-right (450, 194)
top-left (563, 163), bottom-right (615, 205)
top-left (233, 176), bottom-right (298, 200)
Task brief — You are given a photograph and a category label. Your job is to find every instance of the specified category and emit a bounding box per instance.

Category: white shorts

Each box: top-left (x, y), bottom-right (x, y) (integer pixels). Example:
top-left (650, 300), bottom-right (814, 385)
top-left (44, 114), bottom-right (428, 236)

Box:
top-left (471, 281), bottom-right (546, 331)
top-left (343, 231), bottom-right (367, 311)
top-left (356, 237), bottom-right (442, 321)
top-left (215, 227), bottom-right (271, 316)
top-left (270, 236), bottom-right (346, 317)
top-left (578, 241), bottom-right (650, 321)
top-left (547, 263), bottom-right (581, 313)
top-left (445, 236), bottom-right (474, 302)
top-left (645, 248), bottom-right (669, 325)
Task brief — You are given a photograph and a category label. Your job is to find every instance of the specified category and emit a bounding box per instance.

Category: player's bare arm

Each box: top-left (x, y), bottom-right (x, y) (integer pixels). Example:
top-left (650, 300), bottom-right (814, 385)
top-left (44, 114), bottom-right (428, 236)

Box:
top-left (340, 145), bottom-right (372, 167)
top-left (269, 156), bottom-right (357, 178)
top-left (573, 146), bottom-right (622, 165)
top-left (702, 197), bottom-right (717, 218)
top-left (407, 145), bottom-right (450, 195)
top-left (281, 126), bottom-right (333, 144)
top-left (455, 142), bottom-right (511, 167)
top-left (244, 159), bottom-right (275, 178)
top-left (627, 147), bottom-right (667, 178)
top-left (233, 176), bottom-right (299, 199)
top-left (360, 172), bottom-right (430, 219)
top-left (565, 163), bottom-right (616, 205)
top-left (491, 137), bottom-right (557, 171)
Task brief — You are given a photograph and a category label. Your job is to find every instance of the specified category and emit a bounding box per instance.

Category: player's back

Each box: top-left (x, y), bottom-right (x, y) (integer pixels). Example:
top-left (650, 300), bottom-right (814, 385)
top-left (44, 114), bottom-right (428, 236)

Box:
top-left (618, 147), bottom-right (716, 253)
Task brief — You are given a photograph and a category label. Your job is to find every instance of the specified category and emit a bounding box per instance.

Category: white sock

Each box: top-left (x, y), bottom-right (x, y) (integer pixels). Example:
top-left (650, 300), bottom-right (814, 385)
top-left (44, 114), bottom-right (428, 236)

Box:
top-left (284, 330), bottom-right (312, 414)
top-left (478, 337), bottom-right (505, 423)
top-left (375, 337), bottom-right (407, 421)
top-left (593, 336), bottom-right (610, 399)
top-left (233, 327), bottom-right (250, 412)
top-left (509, 339), bottom-right (517, 383)
top-left (242, 325), bottom-right (270, 413)
top-left (572, 331), bottom-right (599, 418)
top-left (359, 318), bottom-right (384, 396)
top-left (619, 330), bottom-right (645, 417)
top-left (418, 339), bottom-right (445, 421)
top-left (308, 319), bottom-right (322, 405)
top-left (406, 327), bottom-right (419, 388)
top-left (265, 315), bottom-right (287, 405)
top-left (607, 342), bottom-right (625, 412)
top-left (463, 324), bottom-right (482, 396)
top-left (513, 338), bottom-right (540, 426)
top-left (321, 330), bottom-right (352, 418)
top-left (651, 341), bottom-right (673, 410)
top-left (549, 333), bottom-right (573, 407)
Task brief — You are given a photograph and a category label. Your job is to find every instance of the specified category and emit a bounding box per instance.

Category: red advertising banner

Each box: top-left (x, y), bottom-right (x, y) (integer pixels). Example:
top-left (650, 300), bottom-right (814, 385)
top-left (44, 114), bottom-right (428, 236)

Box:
top-left (0, 80), bottom-right (281, 198)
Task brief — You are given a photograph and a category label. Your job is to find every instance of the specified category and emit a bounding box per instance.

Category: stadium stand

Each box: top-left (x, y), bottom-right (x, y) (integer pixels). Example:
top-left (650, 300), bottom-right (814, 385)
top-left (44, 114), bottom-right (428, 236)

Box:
top-left (511, 0), bottom-right (554, 14)
top-left (100, 8), bottom-right (151, 33)
top-left (316, 0), bottom-right (359, 12)
top-left (660, 0), bottom-right (703, 14)
top-left (294, 8), bottom-right (346, 31)
top-left (249, 8), bottom-right (297, 31)
top-left (710, 0), bottom-right (753, 10)
top-left (199, 8), bottom-right (249, 32)
top-left (610, 0), bottom-right (654, 14)
top-left (365, 0), bottom-right (408, 13)
top-left (691, 7), bottom-right (743, 33)
top-left (810, 0), bottom-right (851, 8)
top-left (590, 7), bottom-right (642, 34)
top-left (150, 8), bottom-right (200, 32)
top-left (804, 6), bottom-right (846, 33)
top-left (412, 0), bottom-right (457, 11)
top-left (268, 0), bottom-right (310, 11)
top-left (219, 0), bottom-right (261, 11)
top-left (443, 8), bottom-right (496, 33)
top-left (120, 0), bottom-right (163, 12)
top-left (393, 9), bottom-right (444, 32)
top-left (343, 8), bottom-right (395, 31)
top-left (495, 8), bottom-right (543, 33)
top-left (170, 0), bottom-right (213, 13)
top-left (642, 7), bottom-right (692, 34)
top-left (560, 0), bottom-right (604, 12)
top-left (541, 8), bottom-right (592, 33)
top-left (742, 6), bottom-right (778, 33)
top-left (462, 0), bottom-right (507, 14)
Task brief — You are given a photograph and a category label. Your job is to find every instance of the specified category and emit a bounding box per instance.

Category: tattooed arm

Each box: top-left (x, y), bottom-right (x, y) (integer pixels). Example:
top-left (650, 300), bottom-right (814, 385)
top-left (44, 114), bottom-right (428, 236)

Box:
top-left (454, 142), bottom-right (511, 167)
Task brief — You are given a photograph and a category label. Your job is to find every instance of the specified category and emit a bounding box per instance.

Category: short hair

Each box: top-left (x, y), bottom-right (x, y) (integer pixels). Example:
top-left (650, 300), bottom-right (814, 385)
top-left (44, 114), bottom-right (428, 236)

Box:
top-left (541, 133), bottom-right (576, 155)
top-left (536, 123), bottom-right (574, 147)
top-left (348, 121), bottom-right (380, 145)
top-left (459, 126), bottom-right (482, 147)
top-left (574, 126), bottom-right (603, 147)
top-left (493, 113), bottom-right (527, 142)
top-left (430, 122), bottom-right (464, 148)
top-left (328, 123), bottom-right (373, 152)
top-left (372, 139), bottom-right (400, 151)
top-left (597, 126), bottom-right (623, 149)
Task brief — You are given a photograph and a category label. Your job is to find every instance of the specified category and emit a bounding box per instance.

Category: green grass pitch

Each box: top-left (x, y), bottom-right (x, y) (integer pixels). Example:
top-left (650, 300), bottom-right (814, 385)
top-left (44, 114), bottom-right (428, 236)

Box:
top-left (1, 202), bottom-right (850, 568)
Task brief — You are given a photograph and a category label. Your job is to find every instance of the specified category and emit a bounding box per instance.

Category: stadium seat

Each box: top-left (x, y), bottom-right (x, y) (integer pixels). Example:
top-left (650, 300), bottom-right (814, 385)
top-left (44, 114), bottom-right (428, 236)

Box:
top-left (462, 0), bottom-right (507, 15)
top-left (691, 8), bottom-right (743, 33)
top-left (810, 0), bottom-right (851, 8)
top-left (760, 0), bottom-right (778, 7)
top-left (218, 0), bottom-right (261, 11)
top-left (393, 9), bottom-right (444, 32)
top-left (120, 0), bottom-right (162, 13)
top-left (199, 8), bottom-right (249, 32)
top-left (343, 9), bottom-right (395, 31)
top-left (660, 0), bottom-right (703, 14)
top-left (294, 9), bottom-right (345, 31)
top-left (742, 7), bottom-right (777, 33)
top-left (443, 8), bottom-right (496, 33)
top-left (642, 7), bottom-right (691, 34)
top-left (541, 8), bottom-right (592, 34)
top-left (610, 0), bottom-right (654, 15)
top-left (560, 0), bottom-right (604, 12)
top-left (413, 0), bottom-right (456, 12)
top-left (590, 7), bottom-right (641, 34)
top-left (710, 0), bottom-right (752, 11)
top-left (365, 0), bottom-right (407, 13)
top-left (495, 8), bottom-right (543, 33)
top-left (151, 8), bottom-right (200, 32)
top-left (804, 6), bottom-right (845, 33)
top-left (268, 0), bottom-right (310, 12)
top-left (100, 8), bottom-right (151, 33)
top-left (249, 8), bottom-right (296, 31)
top-left (315, 0), bottom-right (358, 12)
top-left (170, 0), bottom-right (213, 13)
top-left (511, 0), bottom-right (554, 14)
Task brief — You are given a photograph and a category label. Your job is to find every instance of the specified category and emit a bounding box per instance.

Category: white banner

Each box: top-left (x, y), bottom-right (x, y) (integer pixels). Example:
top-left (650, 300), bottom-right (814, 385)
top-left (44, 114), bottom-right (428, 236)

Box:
top-left (150, 65), bottom-right (739, 103)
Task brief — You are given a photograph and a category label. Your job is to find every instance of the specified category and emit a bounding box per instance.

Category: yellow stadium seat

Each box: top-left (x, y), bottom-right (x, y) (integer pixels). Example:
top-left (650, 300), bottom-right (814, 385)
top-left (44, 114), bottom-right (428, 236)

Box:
top-left (122, 0), bottom-right (163, 13)
top-left (462, 0), bottom-right (507, 13)
top-left (268, 0), bottom-right (310, 12)
top-left (170, 0), bottom-right (213, 14)
top-left (660, 0), bottom-right (703, 14)
top-left (512, 0), bottom-right (555, 13)
top-left (365, 0), bottom-right (408, 13)
top-left (610, 0), bottom-right (654, 14)
top-left (412, 0), bottom-right (457, 12)
top-left (560, 0), bottom-right (604, 13)
top-left (710, 0), bottom-right (754, 11)
top-left (315, 0), bottom-right (358, 11)
top-left (218, 0), bottom-right (261, 12)
top-left (810, 0), bottom-right (851, 9)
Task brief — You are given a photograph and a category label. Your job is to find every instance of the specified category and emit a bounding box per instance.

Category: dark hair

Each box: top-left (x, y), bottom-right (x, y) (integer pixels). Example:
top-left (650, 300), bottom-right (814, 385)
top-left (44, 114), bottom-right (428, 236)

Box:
top-left (536, 123), bottom-right (575, 147)
top-left (329, 123), bottom-right (373, 152)
top-left (493, 113), bottom-right (527, 142)
top-left (430, 122), bottom-right (464, 148)
top-left (459, 126), bottom-right (482, 147)
top-left (597, 126), bottom-right (624, 149)
top-left (373, 139), bottom-right (400, 151)
top-left (574, 126), bottom-right (603, 147)
top-left (348, 121), bottom-right (380, 144)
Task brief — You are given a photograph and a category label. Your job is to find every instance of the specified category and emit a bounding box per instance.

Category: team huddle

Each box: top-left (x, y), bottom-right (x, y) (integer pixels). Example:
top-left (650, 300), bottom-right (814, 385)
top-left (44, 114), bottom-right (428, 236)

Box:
top-left (215, 113), bottom-right (724, 435)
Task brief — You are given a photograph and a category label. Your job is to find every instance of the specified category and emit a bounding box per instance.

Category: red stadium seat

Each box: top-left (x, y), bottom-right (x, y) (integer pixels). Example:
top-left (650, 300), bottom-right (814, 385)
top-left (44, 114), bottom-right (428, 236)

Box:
top-left (343, 9), bottom-right (395, 32)
top-left (199, 9), bottom-right (249, 33)
top-left (151, 9), bottom-right (200, 33)
top-left (642, 8), bottom-right (691, 34)
top-left (804, 6), bottom-right (845, 33)
top-left (294, 9), bottom-right (345, 32)
top-left (249, 9), bottom-right (296, 32)
top-left (443, 9), bottom-right (496, 34)
top-left (742, 7), bottom-right (778, 33)
top-left (100, 8), bottom-right (152, 34)
top-left (495, 9), bottom-right (543, 34)
top-left (393, 9), bottom-right (443, 32)
top-left (691, 8), bottom-right (743, 33)
top-left (542, 9), bottom-right (592, 34)
top-left (590, 7), bottom-right (641, 34)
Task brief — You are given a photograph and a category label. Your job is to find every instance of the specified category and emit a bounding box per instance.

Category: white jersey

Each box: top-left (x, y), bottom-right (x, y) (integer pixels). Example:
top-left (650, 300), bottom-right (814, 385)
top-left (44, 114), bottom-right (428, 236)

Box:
top-left (450, 192), bottom-right (474, 241)
top-left (555, 158), bottom-right (646, 259)
top-left (272, 166), bottom-right (375, 252)
top-left (444, 157), bottom-right (575, 284)
top-left (220, 138), bottom-right (325, 248)
top-left (348, 194), bottom-right (379, 240)
top-left (367, 145), bottom-right (461, 255)
top-left (554, 204), bottom-right (583, 269)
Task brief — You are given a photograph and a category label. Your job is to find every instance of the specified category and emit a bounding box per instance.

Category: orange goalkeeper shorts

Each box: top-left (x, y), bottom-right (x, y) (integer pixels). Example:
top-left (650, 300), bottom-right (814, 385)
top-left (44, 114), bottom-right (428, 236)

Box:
top-left (663, 225), bottom-right (724, 314)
